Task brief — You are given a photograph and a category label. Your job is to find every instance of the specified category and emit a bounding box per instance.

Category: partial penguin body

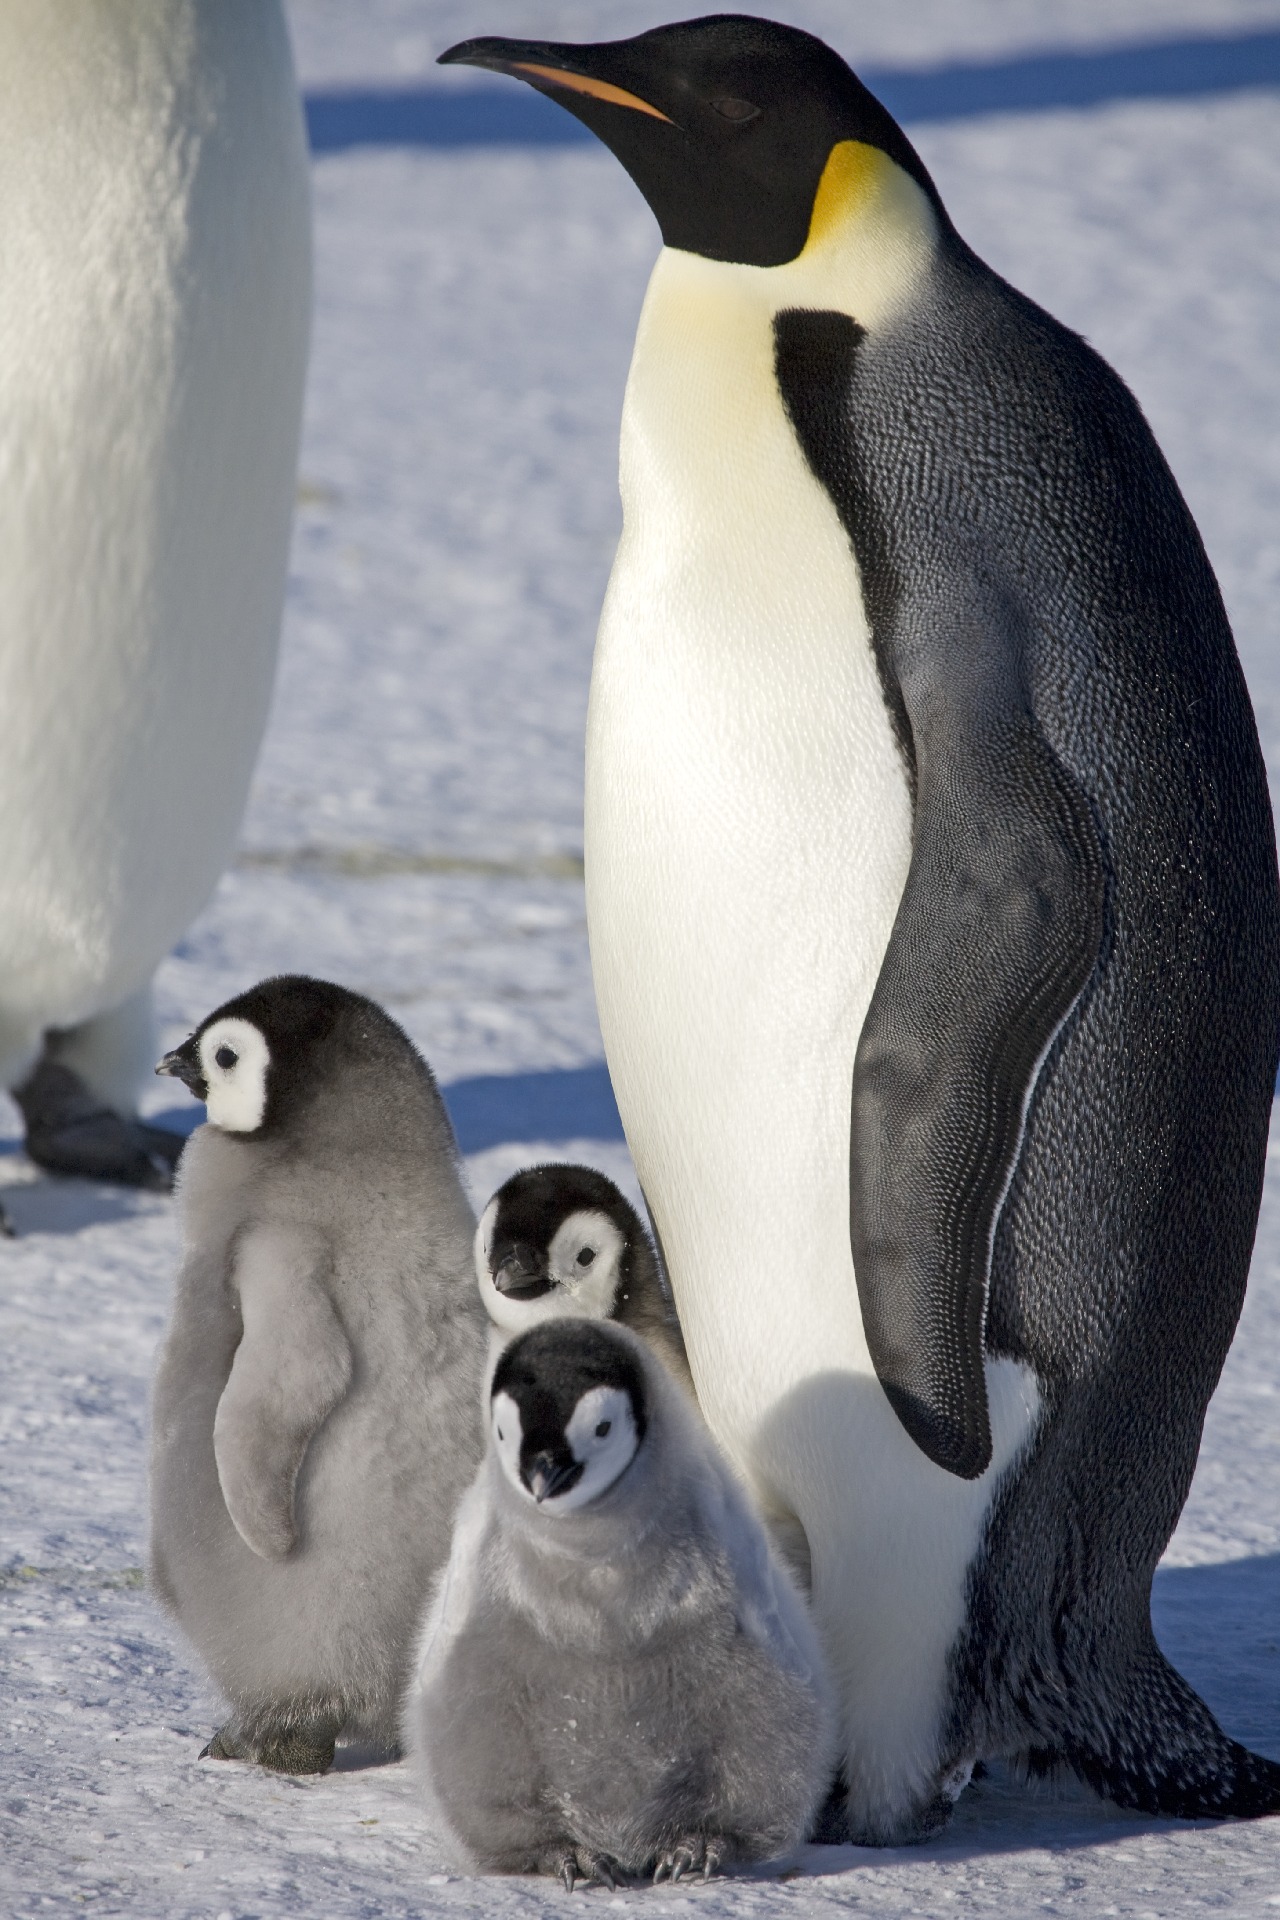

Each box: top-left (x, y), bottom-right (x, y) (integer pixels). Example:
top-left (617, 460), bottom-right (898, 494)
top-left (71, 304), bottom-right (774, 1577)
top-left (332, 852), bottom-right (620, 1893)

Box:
top-left (441, 19), bottom-right (1280, 1841)
top-left (406, 1320), bottom-right (834, 1886)
top-left (0, 1), bottom-right (310, 1167)
top-left (150, 979), bottom-right (487, 1768)
top-left (475, 1163), bottom-right (694, 1394)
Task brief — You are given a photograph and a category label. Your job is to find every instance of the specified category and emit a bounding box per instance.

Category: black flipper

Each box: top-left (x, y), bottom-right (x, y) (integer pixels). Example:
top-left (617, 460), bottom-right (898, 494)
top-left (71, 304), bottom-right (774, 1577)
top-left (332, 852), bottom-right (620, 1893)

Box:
top-left (851, 696), bottom-right (1104, 1476)
top-left (775, 308), bottom-right (1106, 1478)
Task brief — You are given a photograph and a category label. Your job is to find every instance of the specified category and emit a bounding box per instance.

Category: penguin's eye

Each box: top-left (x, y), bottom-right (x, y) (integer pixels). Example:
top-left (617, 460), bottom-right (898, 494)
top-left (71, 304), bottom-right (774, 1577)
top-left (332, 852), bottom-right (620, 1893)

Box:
top-left (710, 96), bottom-right (760, 122)
top-left (576, 1247), bottom-right (596, 1268)
top-left (215, 1046), bottom-right (238, 1071)
top-left (496, 1425), bottom-right (505, 1443)
top-left (595, 1420), bottom-right (611, 1439)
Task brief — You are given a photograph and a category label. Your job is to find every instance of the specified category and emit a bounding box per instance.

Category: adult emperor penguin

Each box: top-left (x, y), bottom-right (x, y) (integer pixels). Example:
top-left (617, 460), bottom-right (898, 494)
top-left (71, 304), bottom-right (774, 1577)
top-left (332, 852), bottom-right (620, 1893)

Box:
top-left (406, 1319), bottom-right (833, 1885)
top-left (150, 977), bottom-right (487, 1770)
top-left (0, 2), bottom-right (310, 1187)
top-left (440, 17), bottom-right (1280, 1839)
top-left (475, 1163), bottom-right (694, 1393)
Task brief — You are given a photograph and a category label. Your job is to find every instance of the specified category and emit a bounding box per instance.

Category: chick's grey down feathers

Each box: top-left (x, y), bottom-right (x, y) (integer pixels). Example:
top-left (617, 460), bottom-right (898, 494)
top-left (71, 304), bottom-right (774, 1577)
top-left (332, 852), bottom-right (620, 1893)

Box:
top-left (150, 977), bottom-right (487, 1761)
top-left (406, 1320), bottom-right (834, 1880)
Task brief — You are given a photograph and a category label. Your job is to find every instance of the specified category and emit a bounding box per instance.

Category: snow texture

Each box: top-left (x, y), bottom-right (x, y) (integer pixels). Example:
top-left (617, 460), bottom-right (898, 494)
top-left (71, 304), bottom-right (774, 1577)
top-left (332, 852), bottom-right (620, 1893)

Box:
top-left (3, 1), bottom-right (1280, 1913)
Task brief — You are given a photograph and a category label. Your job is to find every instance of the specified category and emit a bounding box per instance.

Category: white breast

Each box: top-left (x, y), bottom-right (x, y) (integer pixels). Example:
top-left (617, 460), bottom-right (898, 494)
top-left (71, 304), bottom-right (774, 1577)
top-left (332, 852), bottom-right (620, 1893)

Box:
top-left (0, 2), bottom-right (310, 1079)
top-left (587, 244), bottom-right (914, 1436)
top-left (584, 237), bottom-right (1041, 1823)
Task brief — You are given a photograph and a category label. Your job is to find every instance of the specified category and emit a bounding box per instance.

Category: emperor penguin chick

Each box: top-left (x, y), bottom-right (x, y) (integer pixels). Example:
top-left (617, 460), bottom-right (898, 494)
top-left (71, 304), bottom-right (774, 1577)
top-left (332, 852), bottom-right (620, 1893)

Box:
top-left (405, 1319), bottom-right (834, 1888)
top-left (150, 976), bottom-right (487, 1774)
top-left (475, 1163), bottom-right (693, 1394)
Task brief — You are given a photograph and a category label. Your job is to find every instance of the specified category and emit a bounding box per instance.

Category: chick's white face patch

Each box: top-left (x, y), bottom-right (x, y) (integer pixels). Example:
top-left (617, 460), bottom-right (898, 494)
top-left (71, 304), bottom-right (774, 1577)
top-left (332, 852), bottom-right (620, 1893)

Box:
top-left (477, 1205), bottom-right (629, 1338)
top-left (547, 1211), bottom-right (625, 1318)
top-left (491, 1383), bottom-right (640, 1516)
top-left (197, 1017), bottom-right (270, 1133)
top-left (491, 1391), bottom-right (525, 1495)
top-left (558, 1384), bottom-right (640, 1511)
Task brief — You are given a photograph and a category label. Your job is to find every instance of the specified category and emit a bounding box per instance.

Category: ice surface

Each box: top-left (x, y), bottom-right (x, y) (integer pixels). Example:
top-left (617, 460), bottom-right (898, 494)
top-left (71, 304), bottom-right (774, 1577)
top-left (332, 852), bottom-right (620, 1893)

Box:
top-left (3, 1), bottom-right (1280, 1912)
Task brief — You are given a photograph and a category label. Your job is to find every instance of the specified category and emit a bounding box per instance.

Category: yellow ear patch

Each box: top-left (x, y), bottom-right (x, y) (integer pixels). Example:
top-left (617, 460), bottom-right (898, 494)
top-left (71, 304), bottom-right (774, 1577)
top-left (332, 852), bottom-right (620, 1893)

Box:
top-left (803, 141), bottom-right (899, 254)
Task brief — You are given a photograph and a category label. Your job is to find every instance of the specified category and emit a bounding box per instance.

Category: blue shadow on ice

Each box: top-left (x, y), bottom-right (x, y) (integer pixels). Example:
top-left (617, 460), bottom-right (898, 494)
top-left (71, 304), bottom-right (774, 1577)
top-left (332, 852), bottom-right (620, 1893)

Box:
top-left (1152, 1553), bottom-right (1280, 1758)
top-left (441, 1064), bottom-right (624, 1154)
top-left (305, 27), bottom-right (1280, 155)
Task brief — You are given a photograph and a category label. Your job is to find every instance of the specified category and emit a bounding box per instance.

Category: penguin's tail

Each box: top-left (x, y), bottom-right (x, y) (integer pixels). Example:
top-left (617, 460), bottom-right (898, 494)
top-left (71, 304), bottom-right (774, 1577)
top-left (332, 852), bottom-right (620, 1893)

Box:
top-left (1059, 1637), bottom-right (1280, 1820)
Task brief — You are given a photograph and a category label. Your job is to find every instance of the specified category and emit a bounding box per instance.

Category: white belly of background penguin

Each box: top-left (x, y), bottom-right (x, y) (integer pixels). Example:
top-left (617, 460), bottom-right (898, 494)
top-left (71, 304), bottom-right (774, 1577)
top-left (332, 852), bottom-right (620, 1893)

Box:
top-left (150, 977), bottom-right (487, 1772)
top-left (0, 1), bottom-right (310, 1187)
top-left (444, 17), bottom-right (1280, 1843)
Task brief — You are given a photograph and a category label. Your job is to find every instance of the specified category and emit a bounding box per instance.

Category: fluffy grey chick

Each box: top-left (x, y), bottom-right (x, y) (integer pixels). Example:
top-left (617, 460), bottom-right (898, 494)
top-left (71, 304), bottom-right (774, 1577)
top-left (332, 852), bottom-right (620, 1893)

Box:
top-left (475, 1163), bottom-right (693, 1395)
top-left (405, 1318), bottom-right (834, 1889)
top-left (150, 975), bottom-right (487, 1774)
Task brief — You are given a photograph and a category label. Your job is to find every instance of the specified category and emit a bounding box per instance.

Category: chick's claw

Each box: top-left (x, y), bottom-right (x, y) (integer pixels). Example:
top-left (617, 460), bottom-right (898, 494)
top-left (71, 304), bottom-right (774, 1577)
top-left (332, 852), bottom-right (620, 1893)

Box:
top-left (552, 1847), bottom-right (625, 1892)
top-left (653, 1836), bottom-right (723, 1884)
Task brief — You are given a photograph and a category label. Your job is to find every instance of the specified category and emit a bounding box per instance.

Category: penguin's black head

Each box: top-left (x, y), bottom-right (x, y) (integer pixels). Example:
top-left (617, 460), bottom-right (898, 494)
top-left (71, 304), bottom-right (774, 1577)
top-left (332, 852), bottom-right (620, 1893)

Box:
top-left (155, 975), bottom-right (428, 1140)
top-left (490, 1320), bottom-right (648, 1514)
top-left (476, 1163), bottom-right (647, 1330)
top-left (439, 14), bottom-right (941, 268)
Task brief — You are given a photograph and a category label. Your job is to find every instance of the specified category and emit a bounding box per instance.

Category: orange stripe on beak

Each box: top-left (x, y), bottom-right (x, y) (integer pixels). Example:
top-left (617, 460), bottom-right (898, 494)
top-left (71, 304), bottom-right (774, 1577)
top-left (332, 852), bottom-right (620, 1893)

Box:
top-left (511, 63), bottom-right (673, 122)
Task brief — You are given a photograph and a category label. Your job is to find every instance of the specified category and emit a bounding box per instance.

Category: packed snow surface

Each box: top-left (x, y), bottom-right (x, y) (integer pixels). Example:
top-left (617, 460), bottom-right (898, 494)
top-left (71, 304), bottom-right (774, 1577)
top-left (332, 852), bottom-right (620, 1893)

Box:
top-left (3, 2), bottom-right (1280, 1914)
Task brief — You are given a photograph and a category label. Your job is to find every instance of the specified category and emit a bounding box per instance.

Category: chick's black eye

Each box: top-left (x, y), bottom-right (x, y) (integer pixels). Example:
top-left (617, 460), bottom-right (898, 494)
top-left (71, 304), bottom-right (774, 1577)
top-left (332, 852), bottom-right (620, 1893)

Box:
top-left (215, 1046), bottom-right (238, 1070)
top-left (595, 1420), bottom-right (611, 1439)
top-left (710, 95), bottom-right (760, 122)
top-left (576, 1247), bottom-right (596, 1268)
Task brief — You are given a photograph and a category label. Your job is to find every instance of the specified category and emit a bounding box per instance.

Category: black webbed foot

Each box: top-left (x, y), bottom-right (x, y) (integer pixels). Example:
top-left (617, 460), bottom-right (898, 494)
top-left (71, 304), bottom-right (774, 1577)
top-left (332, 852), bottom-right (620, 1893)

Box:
top-left (199, 1719), bottom-right (336, 1775)
top-left (12, 1059), bottom-right (182, 1190)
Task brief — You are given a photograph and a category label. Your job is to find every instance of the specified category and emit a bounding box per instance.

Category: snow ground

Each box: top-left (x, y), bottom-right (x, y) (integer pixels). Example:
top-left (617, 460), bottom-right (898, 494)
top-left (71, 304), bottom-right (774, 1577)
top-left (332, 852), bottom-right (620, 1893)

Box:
top-left (4, 2), bottom-right (1280, 1913)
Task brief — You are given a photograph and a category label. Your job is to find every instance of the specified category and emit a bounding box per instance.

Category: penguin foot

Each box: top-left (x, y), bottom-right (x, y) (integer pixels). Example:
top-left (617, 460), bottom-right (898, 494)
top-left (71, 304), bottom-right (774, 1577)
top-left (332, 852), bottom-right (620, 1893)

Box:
top-left (653, 1836), bottom-right (723, 1883)
top-left (808, 1775), bottom-right (851, 1844)
top-left (847, 1793), bottom-right (956, 1847)
top-left (12, 1059), bottom-right (180, 1191)
top-left (0, 1202), bottom-right (14, 1239)
top-left (820, 1777), bottom-right (957, 1847)
top-left (200, 1723), bottom-right (252, 1763)
top-left (199, 1720), bottom-right (337, 1775)
top-left (549, 1846), bottom-right (626, 1892)
top-left (256, 1726), bottom-right (338, 1776)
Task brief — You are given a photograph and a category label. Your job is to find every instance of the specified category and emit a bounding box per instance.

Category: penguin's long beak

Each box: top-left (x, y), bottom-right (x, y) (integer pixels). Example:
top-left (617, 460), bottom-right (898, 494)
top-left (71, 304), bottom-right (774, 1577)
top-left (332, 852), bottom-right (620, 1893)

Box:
top-left (439, 21), bottom-right (939, 272)
top-left (439, 36), bottom-right (672, 124)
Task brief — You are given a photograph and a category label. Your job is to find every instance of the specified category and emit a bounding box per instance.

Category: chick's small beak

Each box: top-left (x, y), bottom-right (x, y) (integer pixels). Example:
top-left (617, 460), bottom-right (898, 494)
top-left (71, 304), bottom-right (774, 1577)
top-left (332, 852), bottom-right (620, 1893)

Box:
top-left (493, 1243), bottom-right (551, 1301)
top-left (156, 1049), bottom-right (205, 1096)
top-left (523, 1450), bottom-right (579, 1503)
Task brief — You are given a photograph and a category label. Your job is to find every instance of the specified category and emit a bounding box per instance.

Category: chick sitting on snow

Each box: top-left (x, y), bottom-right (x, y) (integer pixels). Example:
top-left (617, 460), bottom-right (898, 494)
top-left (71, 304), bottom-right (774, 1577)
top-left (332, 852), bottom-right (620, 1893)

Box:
top-left (405, 1318), bottom-right (835, 1888)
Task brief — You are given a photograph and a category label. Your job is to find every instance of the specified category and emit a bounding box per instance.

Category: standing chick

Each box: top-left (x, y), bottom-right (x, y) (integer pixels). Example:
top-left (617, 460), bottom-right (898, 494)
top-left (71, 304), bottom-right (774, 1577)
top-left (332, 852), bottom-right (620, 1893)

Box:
top-left (150, 976), bottom-right (487, 1773)
top-left (406, 1319), bottom-right (834, 1888)
top-left (475, 1163), bottom-right (693, 1394)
